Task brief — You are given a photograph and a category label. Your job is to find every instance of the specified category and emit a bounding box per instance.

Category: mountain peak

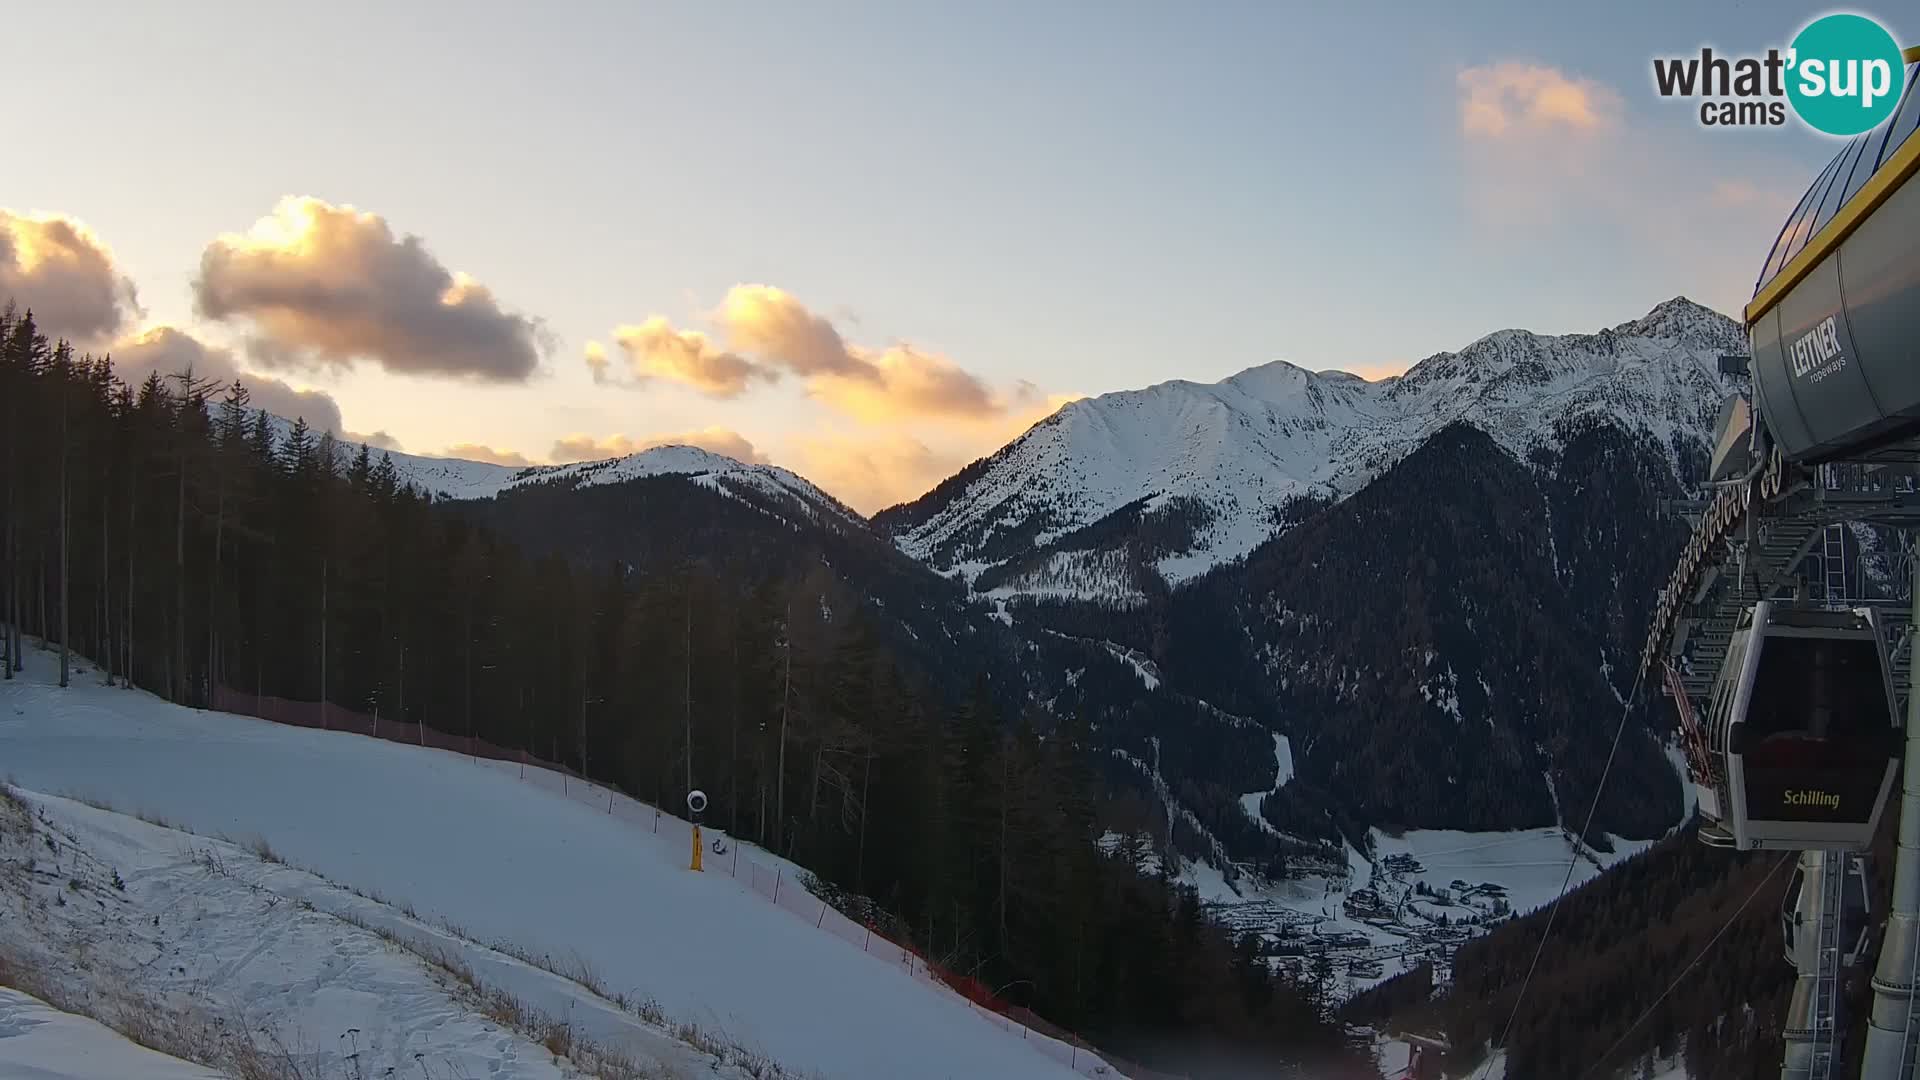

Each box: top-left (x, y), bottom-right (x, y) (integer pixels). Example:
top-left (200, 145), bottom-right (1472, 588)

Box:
top-left (1221, 359), bottom-right (1316, 397)
top-left (886, 296), bottom-right (1737, 598)
top-left (1611, 296), bottom-right (1743, 351)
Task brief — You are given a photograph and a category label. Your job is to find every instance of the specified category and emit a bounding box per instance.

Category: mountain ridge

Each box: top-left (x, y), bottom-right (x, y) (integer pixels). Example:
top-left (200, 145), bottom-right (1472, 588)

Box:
top-left (876, 296), bottom-right (1740, 604)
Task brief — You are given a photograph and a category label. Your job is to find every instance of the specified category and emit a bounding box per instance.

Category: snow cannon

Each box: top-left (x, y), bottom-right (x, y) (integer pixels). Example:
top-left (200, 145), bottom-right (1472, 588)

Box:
top-left (1698, 601), bottom-right (1901, 851)
top-left (1746, 62), bottom-right (1920, 464)
top-left (687, 789), bottom-right (709, 872)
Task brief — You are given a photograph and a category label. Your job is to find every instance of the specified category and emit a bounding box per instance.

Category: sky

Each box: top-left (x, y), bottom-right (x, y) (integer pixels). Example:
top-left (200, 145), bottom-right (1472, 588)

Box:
top-left (1, 1), bottom-right (1889, 512)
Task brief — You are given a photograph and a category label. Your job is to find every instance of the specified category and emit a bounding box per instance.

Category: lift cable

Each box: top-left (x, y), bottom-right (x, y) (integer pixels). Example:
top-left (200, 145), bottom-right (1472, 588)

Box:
top-left (1574, 852), bottom-right (1794, 1080)
top-left (1475, 662), bottom-right (1648, 1080)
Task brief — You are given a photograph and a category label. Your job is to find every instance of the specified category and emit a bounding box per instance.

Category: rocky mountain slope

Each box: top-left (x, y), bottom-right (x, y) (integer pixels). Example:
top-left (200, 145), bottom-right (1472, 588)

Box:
top-left (877, 297), bottom-right (1740, 605)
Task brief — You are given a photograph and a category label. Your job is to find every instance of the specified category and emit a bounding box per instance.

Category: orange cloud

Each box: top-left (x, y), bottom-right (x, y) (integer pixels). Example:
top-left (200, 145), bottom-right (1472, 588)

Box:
top-left (782, 391), bottom-right (1080, 513)
top-left (598, 317), bottom-right (775, 398)
top-left (195, 196), bottom-right (546, 381)
top-left (349, 430), bottom-right (405, 452)
top-left (716, 285), bottom-right (869, 378)
top-left (1458, 63), bottom-right (1621, 138)
top-left (808, 344), bottom-right (1023, 422)
top-left (112, 325), bottom-right (346, 434)
top-left (438, 443), bottom-right (534, 467)
top-left (0, 209), bottom-right (142, 342)
top-left (592, 285), bottom-right (1053, 424)
top-left (788, 433), bottom-right (966, 515)
top-left (550, 427), bottom-right (766, 464)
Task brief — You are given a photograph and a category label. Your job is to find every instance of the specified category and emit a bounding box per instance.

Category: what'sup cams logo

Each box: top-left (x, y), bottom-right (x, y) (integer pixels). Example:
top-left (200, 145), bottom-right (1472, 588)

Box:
top-left (1653, 12), bottom-right (1907, 135)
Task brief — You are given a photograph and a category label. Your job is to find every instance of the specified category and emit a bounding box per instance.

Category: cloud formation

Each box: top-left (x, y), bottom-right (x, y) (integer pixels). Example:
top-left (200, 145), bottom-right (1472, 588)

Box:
top-left (591, 285), bottom-right (1035, 423)
top-left (1458, 63), bottom-right (1622, 138)
top-left (715, 286), bottom-right (869, 378)
top-left (112, 326), bottom-right (346, 435)
top-left (194, 197), bottom-right (546, 382)
top-left (1451, 59), bottom-right (1808, 316)
top-left (550, 427), bottom-right (765, 464)
top-left (717, 286), bottom-right (1018, 419)
top-left (809, 345), bottom-right (1026, 422)
top-left (0, 210), bottom-right (142, 343)
top-left (348, 429), bottom-right (405, 452)
top-left (789, 433), bottom-right (963, 515)
top-left (595, 319), bottom-right (775, 398)
top-left (438, 443), bottom-right (535, 467)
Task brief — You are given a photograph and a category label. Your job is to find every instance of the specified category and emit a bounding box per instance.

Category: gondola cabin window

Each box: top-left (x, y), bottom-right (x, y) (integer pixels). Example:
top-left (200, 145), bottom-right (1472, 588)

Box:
top-left (1740, 633), bottom-right (1892, 823)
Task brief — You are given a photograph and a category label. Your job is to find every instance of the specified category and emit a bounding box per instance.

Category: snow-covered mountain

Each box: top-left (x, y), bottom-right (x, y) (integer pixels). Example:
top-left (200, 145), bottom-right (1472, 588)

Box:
top-left (267, 416), bottom-right (862, 532)
top-left (401, 444), bottom-right (854, 521)
top-left (878, 297), bottom-right (1742, 602)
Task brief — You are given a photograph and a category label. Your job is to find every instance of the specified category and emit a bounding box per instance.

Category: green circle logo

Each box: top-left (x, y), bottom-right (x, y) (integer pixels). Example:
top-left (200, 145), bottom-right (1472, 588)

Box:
top-left (1786, 14), bottom-right (1906, 136)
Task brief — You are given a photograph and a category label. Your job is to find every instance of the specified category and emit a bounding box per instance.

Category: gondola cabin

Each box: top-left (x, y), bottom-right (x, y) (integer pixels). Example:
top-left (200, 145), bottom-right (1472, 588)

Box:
top-left (1701, 601), bottom-right (1901, 851)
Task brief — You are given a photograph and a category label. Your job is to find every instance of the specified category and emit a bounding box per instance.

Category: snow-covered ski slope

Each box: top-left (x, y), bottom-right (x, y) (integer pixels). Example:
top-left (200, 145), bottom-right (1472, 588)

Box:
top-left (1, 790), bottom-right (720, 1079)
top-left (0, 652), bottom-right (1093, 1080)
top-left (0, 989), bottom-right (222, 1080)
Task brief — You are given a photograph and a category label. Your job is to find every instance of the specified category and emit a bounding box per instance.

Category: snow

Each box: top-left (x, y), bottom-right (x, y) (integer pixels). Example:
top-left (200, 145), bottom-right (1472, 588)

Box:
top-left (1100, 641), bottom-right (1161, 690)
top-left (981, 550), bottom-right (1148, 608)
top-left (1237, 733), bottom-right (1293, 835)
top-left (1374, 1035), bottom-right (1412, 1077)
top-left (2, 791), bottom-right (720, 1080)
top-left (1269, 733), bottom-right (1294, 787)
top-left (1365, 826), bottom-right (1654, 918)
top-left (1647, 1055), bottom-right (1689, 1080)
top-left (0, 650), bottom-right (1096, 1080)
top-left (892, 298), bottom-right (1738, 599)
top-left (0, 988), bottom-right (223, 1080)
top-left (1181, 860), bottom-right (1246, 905)
top-left (267, 413), bottom-right (858, 528)
top-left (1420, 666), bottom-right (1464, 723)
top-left (1666, 739), bottom-right (1700, 823)
top-left (1178, 820), bottom-right (1660, 1006)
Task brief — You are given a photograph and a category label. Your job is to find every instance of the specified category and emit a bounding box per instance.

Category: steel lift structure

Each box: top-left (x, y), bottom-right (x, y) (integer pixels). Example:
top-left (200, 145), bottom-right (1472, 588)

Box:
top-left (1638, 50), bottom-right (1920, 1080)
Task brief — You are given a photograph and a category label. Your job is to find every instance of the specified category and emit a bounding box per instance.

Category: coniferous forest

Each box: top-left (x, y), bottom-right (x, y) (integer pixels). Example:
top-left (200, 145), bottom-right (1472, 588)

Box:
top-left (0, 303), bottom-right (1376, 1074)
top-left (1345, 819), bottom-right (1913, 1080)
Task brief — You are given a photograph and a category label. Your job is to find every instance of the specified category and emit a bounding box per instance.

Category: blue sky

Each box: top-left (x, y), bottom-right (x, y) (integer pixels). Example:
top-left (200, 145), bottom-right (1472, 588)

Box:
top-left (1, 2), bottom-right (1889, 509)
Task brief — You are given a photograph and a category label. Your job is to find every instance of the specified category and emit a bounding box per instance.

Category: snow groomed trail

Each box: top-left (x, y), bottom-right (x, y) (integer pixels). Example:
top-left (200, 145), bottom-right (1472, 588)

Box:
top-left (1, 790), bottom-right (712, 1079)
top-left (0, 650), bottom-right (1098, 1080)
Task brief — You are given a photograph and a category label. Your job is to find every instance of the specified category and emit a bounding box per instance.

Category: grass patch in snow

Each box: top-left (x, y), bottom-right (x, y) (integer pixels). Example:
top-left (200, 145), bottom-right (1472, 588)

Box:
top-left (405, 936), bottom-right (671, 1080)
top-left (351, 907), bottom-right (818, 1080)
top-left (249, 834), bottom-right (285, 865)
top-left (0, 938), bottom-right (316, 1079)
top-left (0, 782), bottom-right (29, 838)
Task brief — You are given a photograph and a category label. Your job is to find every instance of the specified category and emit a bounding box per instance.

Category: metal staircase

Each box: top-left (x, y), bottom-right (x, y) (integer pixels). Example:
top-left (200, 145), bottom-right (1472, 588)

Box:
top-left (1677, 518), bottom-right (1824, 699)
top-left (1824, 525), bottom-right (1851, 605)
top-left (1666, 467), bottom-right (1920, 707)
